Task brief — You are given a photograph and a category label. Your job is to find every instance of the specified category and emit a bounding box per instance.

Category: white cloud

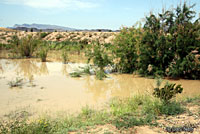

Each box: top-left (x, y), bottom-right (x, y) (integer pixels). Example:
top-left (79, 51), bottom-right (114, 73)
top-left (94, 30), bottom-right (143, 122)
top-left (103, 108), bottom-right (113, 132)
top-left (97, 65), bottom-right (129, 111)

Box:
top-left (1, 0), bottom-right (98, 9)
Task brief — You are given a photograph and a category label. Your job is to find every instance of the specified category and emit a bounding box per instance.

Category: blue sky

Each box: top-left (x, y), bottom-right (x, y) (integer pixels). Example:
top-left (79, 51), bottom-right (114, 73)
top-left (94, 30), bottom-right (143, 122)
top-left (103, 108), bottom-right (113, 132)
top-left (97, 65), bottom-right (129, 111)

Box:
top-left (0, 0), bottom-right (200, 30)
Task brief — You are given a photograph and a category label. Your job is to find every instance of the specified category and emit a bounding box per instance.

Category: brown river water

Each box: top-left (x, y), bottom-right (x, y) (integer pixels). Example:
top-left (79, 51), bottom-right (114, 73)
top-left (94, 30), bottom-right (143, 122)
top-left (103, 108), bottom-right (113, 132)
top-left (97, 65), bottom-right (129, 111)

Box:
top-left (0, 58), bottom-right (200, 117)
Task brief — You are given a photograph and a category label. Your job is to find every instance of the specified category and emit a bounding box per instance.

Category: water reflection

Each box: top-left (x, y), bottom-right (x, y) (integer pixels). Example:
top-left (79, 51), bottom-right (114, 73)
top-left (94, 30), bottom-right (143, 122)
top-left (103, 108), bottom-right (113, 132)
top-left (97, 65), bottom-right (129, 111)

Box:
top-left (85, 76), bottom-right (114, 102)
top-left (84, 74), bottom-right (156, 102)
top-left (39, 63), bottom-right (49, 75)
top-left (12, 60), bottom-right (49, 80)
top-left (0, 58), bottom-right (199, 116)
top-left (61, 64), bottom-right (68, 76)
top-left (0, 63), bottom-right (3, 74)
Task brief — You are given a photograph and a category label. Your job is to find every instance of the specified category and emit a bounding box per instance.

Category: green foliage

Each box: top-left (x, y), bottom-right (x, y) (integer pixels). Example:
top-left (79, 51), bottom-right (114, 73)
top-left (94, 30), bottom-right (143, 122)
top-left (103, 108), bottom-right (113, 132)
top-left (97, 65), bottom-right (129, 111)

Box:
top-left (112, 113), bottom-right (145, 129)
top-left (167, 52), bottom-right (200, 79)
top-left (85, 42), bottom-right (111, 80)
top-left (80, 106), bottom-right (95, 118)
top-left (0, 115), bottom-right (55, 134)
top-left (138, 2), bottom-right (200, 78)
top-left (61, 48), bottom-right (69, 64)
top-left (69, 65), bottom-right (93, 78)
top-left (10, 35), bottom-right (39, 57)
top-left (159, 101), bottom-right (184, 115)
top-left (86, 42), bottom-right (112, 70)
top-left (109, 94), bottom-right (184, 129)
top-left (48, 41), bottom-right (86, 56)
top-left (0, 43), bottom-right (11, 50)
top-left (113, 27), bottom-right (140, 73)
top-left (38, 43), bottom-right (49, 62)
top-left (153, 82), bottom-right (183, 103)
top-left (40, 32), bottom-right (50, 39)
top-left (56, 34), bottom-right (64, 41)
top-left (110, 2), bottom-right (200, 79)
top-left (95, 69), bottom-right (107, 80)
top-left (69, 72), bottom-right (82, 77)
top-left (79, 65), bottom-right (92, 75)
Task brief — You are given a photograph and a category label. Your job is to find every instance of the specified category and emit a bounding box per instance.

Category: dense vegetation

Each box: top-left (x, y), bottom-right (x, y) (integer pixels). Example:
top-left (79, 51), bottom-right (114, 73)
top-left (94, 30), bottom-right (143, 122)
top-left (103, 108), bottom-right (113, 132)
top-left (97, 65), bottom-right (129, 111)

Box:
top-left (1, 3), bottom-right (199, 80)
top-left (113, 3), bottom-right (200, 79)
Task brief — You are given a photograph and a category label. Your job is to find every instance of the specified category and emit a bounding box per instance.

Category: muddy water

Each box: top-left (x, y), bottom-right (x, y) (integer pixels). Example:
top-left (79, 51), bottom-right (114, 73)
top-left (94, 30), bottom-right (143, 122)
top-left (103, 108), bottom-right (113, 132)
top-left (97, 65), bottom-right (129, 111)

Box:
top-left (0, 59), bottom-right (200, 117)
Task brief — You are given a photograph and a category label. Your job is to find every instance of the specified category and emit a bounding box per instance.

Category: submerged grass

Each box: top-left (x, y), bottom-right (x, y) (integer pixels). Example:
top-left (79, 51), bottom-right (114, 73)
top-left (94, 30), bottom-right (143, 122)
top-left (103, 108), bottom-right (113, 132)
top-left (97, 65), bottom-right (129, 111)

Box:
top-left (69, 65), bottom-right (93, 77)
top-left (0, 94), bottom-right (192, 134)
top-left (8, 77), bottom-right (24, 88)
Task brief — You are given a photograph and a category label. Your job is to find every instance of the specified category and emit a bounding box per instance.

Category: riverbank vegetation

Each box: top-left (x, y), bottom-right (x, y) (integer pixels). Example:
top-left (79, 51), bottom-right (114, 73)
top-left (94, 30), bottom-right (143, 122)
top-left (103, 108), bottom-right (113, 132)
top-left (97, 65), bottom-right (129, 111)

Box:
top-left (0, 2), bottom-right (200, 134)
top-left (1, 2), bottom-right (199, 80)
top-left (113, 2), bottom-right (200, 79)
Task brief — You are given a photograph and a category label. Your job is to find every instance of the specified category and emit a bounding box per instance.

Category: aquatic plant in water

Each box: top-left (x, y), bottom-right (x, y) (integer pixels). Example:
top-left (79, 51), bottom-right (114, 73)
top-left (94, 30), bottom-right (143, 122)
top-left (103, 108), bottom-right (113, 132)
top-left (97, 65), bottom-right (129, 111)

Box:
top-left (8, 77), bottom-right (23, 88)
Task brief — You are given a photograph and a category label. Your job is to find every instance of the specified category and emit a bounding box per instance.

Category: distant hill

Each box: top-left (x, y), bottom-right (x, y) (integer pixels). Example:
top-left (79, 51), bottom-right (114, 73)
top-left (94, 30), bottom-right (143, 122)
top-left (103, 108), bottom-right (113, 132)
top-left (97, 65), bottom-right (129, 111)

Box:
top-left (10, 23), bottom-right (76, 32)
top-left (7, 23), bottom-right (117, 32)
top-left (0, 27), bottom-right (17, 32)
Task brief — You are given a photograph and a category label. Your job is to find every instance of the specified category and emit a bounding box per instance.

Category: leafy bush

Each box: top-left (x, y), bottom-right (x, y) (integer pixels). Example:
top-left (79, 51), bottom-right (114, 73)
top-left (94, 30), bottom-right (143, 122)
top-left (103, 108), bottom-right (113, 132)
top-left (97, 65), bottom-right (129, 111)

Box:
top-left (40, 32), bottom-right (50, 39)
top-left (167, 52), bottom-right (200, 79)
top-left (86, 42), bottom-right (112, 69)
top-left (153, 82), bottom-right (183, 103)
top-left (56, 34), bottom-right (64, 41)
top-left (10, 35), bottom-right (39, 57)
top-left (113, 27), bottom-right (140, 73)
top-left (110, 2), bottom-right (200, 79)
top-left (39, 45), bottom-right (48, 62)
top-left (138, 2), bottom-right (200, 78)
top-left (61, 48), bottom-right (69, 64)
top-left (85, 42), bottom-right (112, 80)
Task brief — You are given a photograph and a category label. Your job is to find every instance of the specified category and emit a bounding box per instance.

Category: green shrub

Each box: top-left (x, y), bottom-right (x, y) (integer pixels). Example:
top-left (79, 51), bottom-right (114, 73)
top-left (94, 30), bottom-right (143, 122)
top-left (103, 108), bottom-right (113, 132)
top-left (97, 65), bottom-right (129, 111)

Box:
top-left (39, 46), bottom-right (48, 62)
top-left (159, 101), bottom-right (184, 115)
top-left (10, 35), bottom-right (39, 57)
top-left (167, 52), bottom-right (200, 79)
top-left (142, 97), bottom-right (184, 116)
top-left (95, 69), bottom-right (107, 80)
top-left (111, 2), bottom-right (199, 79)
top-left (38, 42), bottom-right (49, 62)
top-left (86, 42), bottom-right (112, 70)
top-left (85, 42), bottom-right (112, 80)
top-left (56, 34), bottom-right (64, 41)
top-left (61, 48), bottom-right (69, 64)
top-left (138, 2), bottom-right (200, 78)
top-left (113, 27), bottom-right (140, 73)
top-left (40, 32), bottom-right (50, 39)
top-left (153, 82), bottom-right (183, 103)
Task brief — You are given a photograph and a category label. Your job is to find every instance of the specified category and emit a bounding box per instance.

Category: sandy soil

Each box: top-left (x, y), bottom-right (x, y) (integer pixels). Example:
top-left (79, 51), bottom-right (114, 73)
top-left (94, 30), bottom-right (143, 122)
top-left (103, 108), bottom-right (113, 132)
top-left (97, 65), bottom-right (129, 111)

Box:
top-left (0, 30), bottom-right (117, 44)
